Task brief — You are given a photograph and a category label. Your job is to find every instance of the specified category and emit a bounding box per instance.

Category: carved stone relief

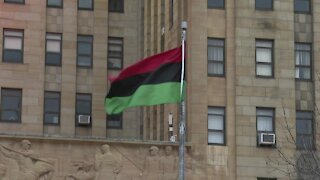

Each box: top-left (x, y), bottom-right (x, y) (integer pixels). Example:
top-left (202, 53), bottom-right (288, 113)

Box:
top-left (0, 140), bottom-right (55, 180)
top-left (0, 139), bottom-right (192, 180)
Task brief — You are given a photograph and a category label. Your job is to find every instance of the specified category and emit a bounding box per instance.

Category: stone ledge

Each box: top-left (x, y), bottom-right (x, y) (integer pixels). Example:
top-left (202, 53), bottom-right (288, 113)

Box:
top-left (0, 133), bottom-right (192, 147)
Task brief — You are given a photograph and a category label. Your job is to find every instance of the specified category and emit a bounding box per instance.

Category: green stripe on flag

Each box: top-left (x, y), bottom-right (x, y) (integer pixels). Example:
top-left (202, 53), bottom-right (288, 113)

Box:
top-left (105, 82), bottom-right (185, 114)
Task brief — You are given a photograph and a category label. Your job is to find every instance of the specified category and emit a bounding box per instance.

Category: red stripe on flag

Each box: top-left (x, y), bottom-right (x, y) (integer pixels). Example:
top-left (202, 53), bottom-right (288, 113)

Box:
top-left (110, 46), bottom-right (182, 83)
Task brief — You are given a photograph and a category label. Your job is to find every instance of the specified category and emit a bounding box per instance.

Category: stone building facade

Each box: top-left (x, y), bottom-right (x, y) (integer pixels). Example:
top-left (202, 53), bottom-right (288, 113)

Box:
top-left (0, 0), bottom-right (318, 179)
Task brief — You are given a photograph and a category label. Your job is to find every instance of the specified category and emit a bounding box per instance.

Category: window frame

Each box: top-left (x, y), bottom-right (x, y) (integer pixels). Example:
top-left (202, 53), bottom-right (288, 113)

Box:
top-left (256, 107), bottom-right (275, 134)
top-left (45, 32), bottom-right (62, 66)
top-left (75, 93), bottom-right (92, 127)
top-left (78, 0), bottom-right (94, 11)
top-left (108, 0), bottom-right (124, 13)
top-left (44, 91), bottom-right (61, 125)
top-left (169, 0), bottom-right (174, 28)
top-left (296, 110), bottom-right (314, 150)
top-left (295, 42), bottom-right (312, 81)
top-left (255, 0), bottom-right (273, 11)
top-left (257, 178), bottom-right (277, 180)
top-left (107, 37), bottom-right (124, 70)
top-left (207, 38), bottom-right (225, 77)
top-left (208, 106), bottom-right (226, 146)
top-left (107, 113), bottom-right (123, 129)
top-left (47, 0), bottom-right (63, 8)
top-left (4, 0), bottom-right (25, 4)
top-left (3, 29), bottom-right (24, 64)
top-left (255, 39), bottom-right (274, 78)
top-left (0, 88), bottom-right (22, 123)
top-left (77, 35), bottom-right (93, 68)
top-left (294, 0), bottom-right (311, 14)
top-left (208, 0), bottom-right (225, 9)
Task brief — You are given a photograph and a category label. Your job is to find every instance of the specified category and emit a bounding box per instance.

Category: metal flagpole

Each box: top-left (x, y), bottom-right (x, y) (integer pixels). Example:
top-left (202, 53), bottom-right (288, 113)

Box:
top-left (179, 21), bottom-right (187, 180)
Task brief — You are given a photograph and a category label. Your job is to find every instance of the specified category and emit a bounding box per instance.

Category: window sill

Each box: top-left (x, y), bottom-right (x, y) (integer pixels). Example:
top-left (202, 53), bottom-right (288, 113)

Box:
top-left (0, 120), bottom-right (21, 123)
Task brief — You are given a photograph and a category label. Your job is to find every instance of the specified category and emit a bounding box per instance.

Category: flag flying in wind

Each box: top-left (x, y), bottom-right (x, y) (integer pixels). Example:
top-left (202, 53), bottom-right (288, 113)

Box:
top-left (105, 46), bottom-right (183, 114)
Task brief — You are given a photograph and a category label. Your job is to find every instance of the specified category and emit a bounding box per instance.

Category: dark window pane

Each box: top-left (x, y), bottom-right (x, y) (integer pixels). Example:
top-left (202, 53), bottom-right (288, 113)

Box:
top-left (297, 111), bottom-right (313, 119)
top-left (256, 0), bottom-right (273, 10)
top-left (2, 111), bottom-right (19, 121)
top-left (108, 51), bottom-right (122, 57)
top-left (45, 99), bottom-right (59, 112)
top-left (78, 36), bottom-right (92, 42)
top-left (107, 113), bottom-right (122, 128)
top-left (108, 58), bottom-right (122, 69)
top-left (77, 94), bottom-right (91, 101)
top-left (108, 37), bottom-right (123, 69)
top-left (296, 111), bottom-right (313, 149)
top-left (208, 0), bottom-right (224, 8)
top-left (297, 120), bottom-right (312, 134)
top-left (297, 136), bottom-right (313, 149)
top-left (256, 108), bottom-right (274, 133)
top-left (45, 113), bottom-right (59, 124)
top-left (3, 50), bottom-right (22, 63)
top-left (77, 36), bottom-right (93, 67)
top-left (46, 53), bottom-right (61, 66)
top-left (78, 0), bottom-right (93, 9)
top-left (109, 0), bottom-right (124, 12)
top-left (1, 88), bottom-right (21, 122)
top-left (4, 0), bottom-right (24, 3)
top-left (76, 94), bottom-right (91, 115)
top-left (77, 101), bottom-right (91, 114)
top-left (2, 96), bottom-right (20, 109)
top-left (208, 38), bottom-right (225, 76)
top-left (78, 43), bottom-right (91, 55)
top-left (295, 1), bottom-right (310, 13)
top-left (208, 107), bottom-right (225, 145)
top-left (108, 120), bottom-right (121, 127)
top-left (44, 92), bottom-right (60, 125)
top-left (77, 56), bottom-right (92, 67)
top-left (47, 0), bottom-right (62, 7)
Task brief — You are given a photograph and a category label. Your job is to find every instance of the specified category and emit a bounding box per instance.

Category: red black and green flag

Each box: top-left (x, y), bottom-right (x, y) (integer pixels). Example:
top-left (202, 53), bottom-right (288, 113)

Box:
top-left (105, 46), bottom-right (184, 114)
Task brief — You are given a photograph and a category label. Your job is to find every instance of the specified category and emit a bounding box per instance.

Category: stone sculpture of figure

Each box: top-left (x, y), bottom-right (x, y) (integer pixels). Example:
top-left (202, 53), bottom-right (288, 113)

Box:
top-left (161, 146), bottom-right (178, 180)
top-left (142, 146), bottom-right (162, 180)
top-left (66, 161), bottom-right (95, 180)
top-left (0, 164), bottom-right (8, 180)
top-left (94, 144), bottom-right (122, 180)
top-left (0, 140), bottom-right (55, 180)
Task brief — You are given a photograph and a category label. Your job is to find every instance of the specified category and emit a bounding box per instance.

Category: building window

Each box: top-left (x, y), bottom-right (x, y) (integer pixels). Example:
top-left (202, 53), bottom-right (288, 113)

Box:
top-left (3, 29), bottom-right (24, 63)
top-left (4, 0), bottom-right (24, 4)
top-left (107, 113), bottom-right (122, 129)
top-left (256, 40), bottom-right (273, 77)
top-left (108, 37), bottom-right (123, 70)
top-left (109, 0), bottom-right (124, 12)
top-left (255, 0), bottom-right (273, 10)
top-left (257, 108), bottom-right (274, 133)
top-left (78, 0), bottom-right (93, 10)
top-left (208, 107), bottom-right (225, 145)
top-left (295, 43), bottom-right (311, 80)
top-left (208, 38), bottom-right (225, 76)
top-left (294, 0), bottom-right (310, 13)
top-left (77, 35), bottom-right (93, 68)
top-left (296, 111), bottom-right (313, 149)
top-left (44, 91), bottom-right (60, 125)
top-left (1, 88), bottom-right (22, 123)
top-left (169, 0), bottom-right (174, 28)
top-left (46, 33), bottom-right (62, 66)
top-left (208, 0), bottom-right (224, 9)
top-left (47, 0), bottom-right (63, 8)
top-left (257, 178), bottom-right (277, 180)
top-left (76, 93), bottom-right (91, 126)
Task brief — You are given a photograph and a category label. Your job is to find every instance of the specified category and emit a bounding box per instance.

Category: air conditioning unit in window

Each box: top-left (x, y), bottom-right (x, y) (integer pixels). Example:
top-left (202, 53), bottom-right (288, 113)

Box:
top-left (258, 133), bottom-right (276, 146)
top-left (78, 115), bottom-right (91, 125)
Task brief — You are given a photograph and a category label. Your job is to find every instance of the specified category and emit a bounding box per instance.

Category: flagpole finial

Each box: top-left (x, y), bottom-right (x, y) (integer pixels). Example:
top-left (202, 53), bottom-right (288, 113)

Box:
top-left (181, 21), bottom-right (187, 30)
